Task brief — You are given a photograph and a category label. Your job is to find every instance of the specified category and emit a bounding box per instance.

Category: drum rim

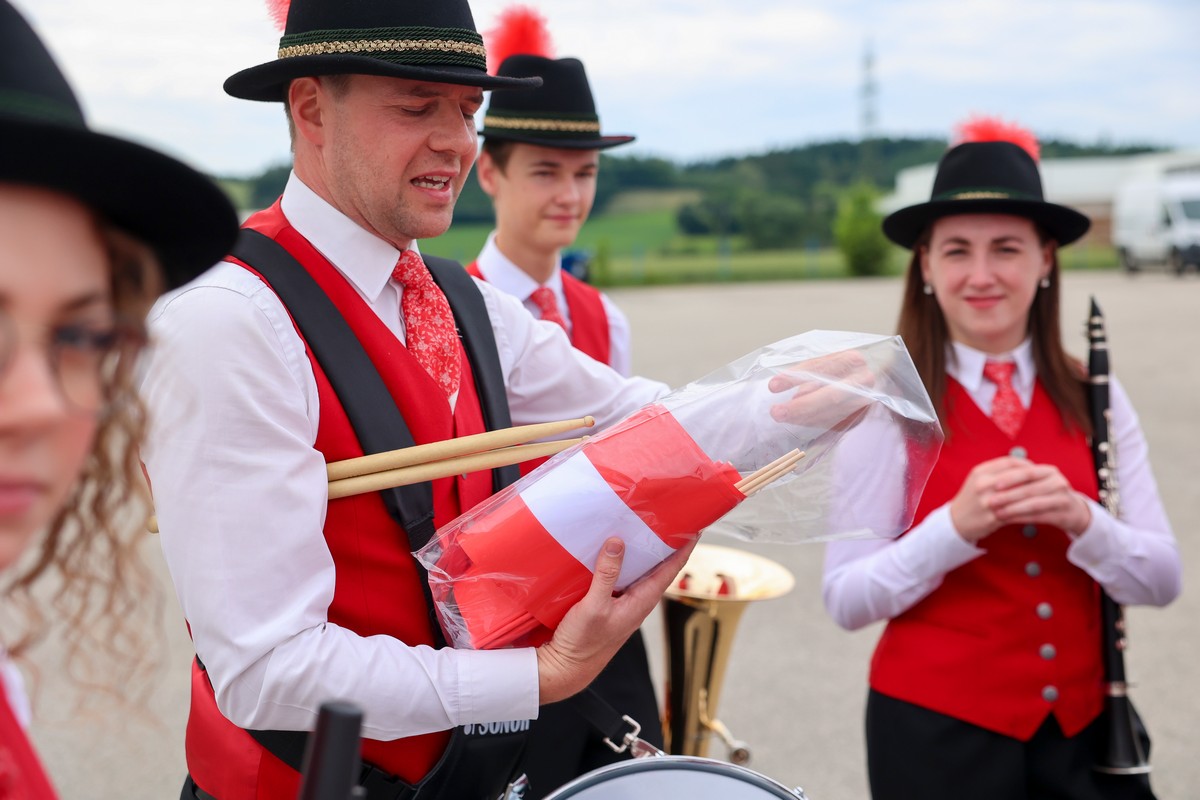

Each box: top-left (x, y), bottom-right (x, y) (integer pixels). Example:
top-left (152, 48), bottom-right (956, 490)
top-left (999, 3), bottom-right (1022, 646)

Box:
top-left (542, 754), bottom-right (801, 798)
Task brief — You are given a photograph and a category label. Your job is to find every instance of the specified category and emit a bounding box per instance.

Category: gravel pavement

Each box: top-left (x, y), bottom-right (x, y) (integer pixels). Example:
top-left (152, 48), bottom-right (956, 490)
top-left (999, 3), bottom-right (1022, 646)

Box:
top-left (26, 269), bottom-right (1199, 799)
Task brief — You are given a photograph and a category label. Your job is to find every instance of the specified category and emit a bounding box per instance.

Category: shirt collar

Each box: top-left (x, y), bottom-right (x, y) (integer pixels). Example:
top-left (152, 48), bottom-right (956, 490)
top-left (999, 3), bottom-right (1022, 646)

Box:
top-left (475, 231), bottom-right (563, 301)
top-left (280, 172), bottom-right (417, 303)
top-left (948, 338), bottom-right (1036, 392)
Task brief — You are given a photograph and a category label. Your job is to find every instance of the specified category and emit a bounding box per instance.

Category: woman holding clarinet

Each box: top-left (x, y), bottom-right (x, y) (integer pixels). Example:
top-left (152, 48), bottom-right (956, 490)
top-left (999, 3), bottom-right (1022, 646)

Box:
top-left (822, 117), bottom-right (1181, 800)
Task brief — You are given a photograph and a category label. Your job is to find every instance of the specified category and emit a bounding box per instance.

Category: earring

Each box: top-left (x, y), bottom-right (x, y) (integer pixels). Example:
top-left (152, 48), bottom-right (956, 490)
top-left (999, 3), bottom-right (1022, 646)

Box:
top-left (1039, 277), bottom-right (1051, 289)
top-left (923, 283), bottom-right (934, 296)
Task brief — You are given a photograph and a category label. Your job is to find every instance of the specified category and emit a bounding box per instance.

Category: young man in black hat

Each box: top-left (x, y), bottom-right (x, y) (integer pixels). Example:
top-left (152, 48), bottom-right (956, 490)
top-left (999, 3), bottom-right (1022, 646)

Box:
top-left (469, 51), bottom-right (663, 796)
top-left (138, 2), bottom-right (691, 798)
top-left (470, 54), bottom-right (635, 377)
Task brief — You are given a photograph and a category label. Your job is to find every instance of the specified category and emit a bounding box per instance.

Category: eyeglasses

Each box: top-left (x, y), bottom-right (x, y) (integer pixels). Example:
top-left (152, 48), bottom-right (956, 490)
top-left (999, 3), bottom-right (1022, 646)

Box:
top-left (0, 308), bottom-right (145, 413)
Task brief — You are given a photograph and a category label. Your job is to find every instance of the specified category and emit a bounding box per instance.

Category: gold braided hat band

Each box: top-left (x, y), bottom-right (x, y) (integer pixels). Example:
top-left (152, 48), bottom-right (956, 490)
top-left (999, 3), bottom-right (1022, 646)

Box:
top-left (276, 26), bottom-right (486, 70)
top-left (931, 187), bottom-right (1039, 202)
top-left (946, 191), bottom-right (1013, 200)
top-left (278, 37), bottom-right (485, 60)
top-left (481, 115), bottom-right (602, 134)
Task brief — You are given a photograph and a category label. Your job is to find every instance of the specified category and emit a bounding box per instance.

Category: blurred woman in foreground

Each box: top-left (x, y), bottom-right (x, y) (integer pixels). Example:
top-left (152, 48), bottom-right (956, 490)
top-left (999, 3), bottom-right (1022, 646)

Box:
top-left (0, 1), bottom-right (236, 793)
top-left (822, 118), bottom-right (1180, 800)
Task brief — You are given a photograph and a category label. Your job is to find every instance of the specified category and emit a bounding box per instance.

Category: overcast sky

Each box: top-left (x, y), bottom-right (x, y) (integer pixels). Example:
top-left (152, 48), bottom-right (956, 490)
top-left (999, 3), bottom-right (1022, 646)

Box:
top-left (19, 0), bottom-right (1200, 177)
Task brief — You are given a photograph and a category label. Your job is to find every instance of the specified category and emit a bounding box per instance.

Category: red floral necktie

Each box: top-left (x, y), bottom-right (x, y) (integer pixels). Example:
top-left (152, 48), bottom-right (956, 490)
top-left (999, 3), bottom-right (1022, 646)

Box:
top-left (983, 360), bottom-right (1025, 439)
top-left (392, 250), bottom-right (460, 400)
top-left (530, 286), bottom-right (567, 331)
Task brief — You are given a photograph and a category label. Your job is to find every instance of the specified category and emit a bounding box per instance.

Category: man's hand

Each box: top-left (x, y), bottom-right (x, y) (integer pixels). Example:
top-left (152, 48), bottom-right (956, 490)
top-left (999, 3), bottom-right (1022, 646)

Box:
top-left (535, 536), bottom-right (697, 705)
top-left (767, 350), bottom-right (875, 428)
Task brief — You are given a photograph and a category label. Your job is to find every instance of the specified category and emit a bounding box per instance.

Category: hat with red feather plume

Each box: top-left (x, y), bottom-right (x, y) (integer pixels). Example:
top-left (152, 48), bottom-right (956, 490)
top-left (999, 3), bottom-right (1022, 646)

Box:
top-left (478, 5), bottom-right (634, 150)
top-left (882, 114), bottom-right (1089, 248)
top-left (224, 0), bottom-right (542, 102)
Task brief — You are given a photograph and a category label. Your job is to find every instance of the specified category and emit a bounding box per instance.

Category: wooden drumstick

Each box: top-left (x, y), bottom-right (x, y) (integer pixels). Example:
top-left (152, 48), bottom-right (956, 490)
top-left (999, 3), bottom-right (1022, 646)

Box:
top-left (147, 417), bottom-right (595, 533)
top-left (735, 449), bottom-right (806, 496)
top-left (326, 437), bottom-right (585, 499)
top-left (326, 416), bottom-right (595, 481)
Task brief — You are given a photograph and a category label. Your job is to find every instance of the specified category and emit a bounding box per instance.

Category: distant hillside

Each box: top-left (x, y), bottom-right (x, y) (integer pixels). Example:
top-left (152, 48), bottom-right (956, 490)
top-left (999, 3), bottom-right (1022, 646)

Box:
top-left (223, 137), bottom-right (1161, 244)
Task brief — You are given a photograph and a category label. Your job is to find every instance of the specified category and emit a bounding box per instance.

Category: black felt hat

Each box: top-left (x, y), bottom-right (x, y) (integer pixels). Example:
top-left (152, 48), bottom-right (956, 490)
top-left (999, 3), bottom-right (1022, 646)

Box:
top-left (225, 0), bottom-right (542, 102)
top-left (0, 0), bottom-right (238, 289)
top-left (882, 140), bottom-right (1091, 249)
top-left (480, 55), bottom-right (634, 150)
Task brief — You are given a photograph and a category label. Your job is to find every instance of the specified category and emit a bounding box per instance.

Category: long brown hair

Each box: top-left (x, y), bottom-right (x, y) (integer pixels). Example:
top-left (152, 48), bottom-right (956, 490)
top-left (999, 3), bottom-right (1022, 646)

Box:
top-left (2, 225), bottom-right (164, 702)
top-left (895, 222), bottom-right (1090, 434)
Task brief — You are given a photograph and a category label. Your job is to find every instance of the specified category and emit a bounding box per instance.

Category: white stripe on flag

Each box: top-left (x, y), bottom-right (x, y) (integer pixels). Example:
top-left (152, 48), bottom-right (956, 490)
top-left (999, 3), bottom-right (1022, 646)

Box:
top-left (520, 451), bottom-right (677, 589)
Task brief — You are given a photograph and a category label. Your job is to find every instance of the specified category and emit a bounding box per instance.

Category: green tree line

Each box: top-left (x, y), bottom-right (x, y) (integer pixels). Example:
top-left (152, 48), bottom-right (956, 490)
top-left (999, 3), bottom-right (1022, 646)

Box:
top-left (225, 136), bottom-right (1158, 252)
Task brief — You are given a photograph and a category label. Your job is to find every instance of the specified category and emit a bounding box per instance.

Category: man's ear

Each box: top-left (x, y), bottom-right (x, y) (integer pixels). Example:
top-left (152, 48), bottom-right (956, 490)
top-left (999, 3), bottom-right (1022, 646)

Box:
top-left (476, 150), bottom-right (500, 198)
top-left (289, 77), bottom-right (328, 148)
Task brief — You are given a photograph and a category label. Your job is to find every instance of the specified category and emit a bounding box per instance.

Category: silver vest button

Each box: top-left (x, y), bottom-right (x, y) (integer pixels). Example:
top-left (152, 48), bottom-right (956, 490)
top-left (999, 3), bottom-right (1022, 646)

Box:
top-left (1042, 685), bottom-right (1059, 702)
top-left (1025, 561), bottom-right (1042, 577)
top-left (1040, 644), bottom-right (1057, 660)
top-left (1036, 602), bottom-right (1053, 620)
top-left (1010, 446), bottom-right (1028, 459)
top-left (1023, 524), bottom-right (1038, 538)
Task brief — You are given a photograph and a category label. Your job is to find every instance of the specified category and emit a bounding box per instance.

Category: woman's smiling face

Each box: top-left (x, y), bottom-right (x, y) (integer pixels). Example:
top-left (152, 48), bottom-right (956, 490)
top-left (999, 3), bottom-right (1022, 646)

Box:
top-left (921, 213), bottom-right (1054, 354)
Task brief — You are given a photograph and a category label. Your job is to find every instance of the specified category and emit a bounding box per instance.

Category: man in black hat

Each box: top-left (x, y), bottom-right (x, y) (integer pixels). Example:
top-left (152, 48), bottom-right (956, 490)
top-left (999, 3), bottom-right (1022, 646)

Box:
top-left (467, 52), bottom-right (663, 797)
top-left (138, 2), bottom-right (690, 798)
top-left (470, 54), bottom-right (635, 377)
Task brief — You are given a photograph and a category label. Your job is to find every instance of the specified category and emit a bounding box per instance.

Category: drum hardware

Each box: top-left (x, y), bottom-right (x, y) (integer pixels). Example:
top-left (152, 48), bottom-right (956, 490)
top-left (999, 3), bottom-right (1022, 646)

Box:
top-left (297, 700), bottom-right (366, 800)
top-left (542, 755), bottom-right (810, 799)
top-left (661, 543), bottom-right (795, 765)
top-left (599, 714), bottom-right (666, 759)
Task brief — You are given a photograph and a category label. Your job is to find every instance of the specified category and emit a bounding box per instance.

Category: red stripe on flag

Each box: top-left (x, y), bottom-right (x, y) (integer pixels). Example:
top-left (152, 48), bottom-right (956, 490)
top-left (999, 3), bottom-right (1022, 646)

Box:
top-left (585, 405), bottom-right (744, 549)
top-left (455, 495), bottom-right (592, 648)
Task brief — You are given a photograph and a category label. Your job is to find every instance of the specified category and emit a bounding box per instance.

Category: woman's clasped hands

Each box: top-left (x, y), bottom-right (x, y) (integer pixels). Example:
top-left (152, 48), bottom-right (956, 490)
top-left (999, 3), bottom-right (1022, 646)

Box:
top-left (950, 456), bottom-right (1093, 544)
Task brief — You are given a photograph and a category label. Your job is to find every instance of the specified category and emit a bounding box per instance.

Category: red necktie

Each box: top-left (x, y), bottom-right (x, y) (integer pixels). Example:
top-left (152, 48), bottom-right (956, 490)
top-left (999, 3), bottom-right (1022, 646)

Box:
top-left (392, 250), bottom-right (460, 400)
top-left (530, 286), bottom-right (567, 331)
top-left (983, 360), bottom-right (1024, 439)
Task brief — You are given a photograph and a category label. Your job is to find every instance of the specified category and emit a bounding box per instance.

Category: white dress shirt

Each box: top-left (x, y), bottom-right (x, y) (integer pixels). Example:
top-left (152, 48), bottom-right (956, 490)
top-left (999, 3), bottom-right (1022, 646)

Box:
top-left (823, 339), bottom-right (1181, 631)
top-left (474, 232), bottom-right (634, 377)
top-left (139, 173), bottom-right (667, 741)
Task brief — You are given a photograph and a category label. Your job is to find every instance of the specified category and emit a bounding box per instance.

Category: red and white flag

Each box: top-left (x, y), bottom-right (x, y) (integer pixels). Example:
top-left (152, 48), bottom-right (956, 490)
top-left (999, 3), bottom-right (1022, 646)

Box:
top-left (436, 404), bottom-right (743, 649)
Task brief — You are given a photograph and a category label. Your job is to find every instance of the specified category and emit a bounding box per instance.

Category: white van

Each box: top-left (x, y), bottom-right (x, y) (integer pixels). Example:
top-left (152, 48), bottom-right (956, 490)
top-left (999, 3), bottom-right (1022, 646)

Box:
top-left (1113, 172), bottom-right (1200, 274)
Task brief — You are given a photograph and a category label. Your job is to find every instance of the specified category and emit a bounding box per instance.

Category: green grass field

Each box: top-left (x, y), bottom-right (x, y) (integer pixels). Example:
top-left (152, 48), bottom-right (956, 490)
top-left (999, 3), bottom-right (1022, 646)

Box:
top-left (415, 195), bottom-right (1119, 287)
top-left (421, 208), bottom-right (683, 264)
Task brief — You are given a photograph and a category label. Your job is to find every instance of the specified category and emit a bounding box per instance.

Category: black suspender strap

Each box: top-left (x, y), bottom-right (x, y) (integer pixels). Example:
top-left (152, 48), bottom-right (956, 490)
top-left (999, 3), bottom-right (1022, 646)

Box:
top-left (233, 229), bottom-right (438, 552)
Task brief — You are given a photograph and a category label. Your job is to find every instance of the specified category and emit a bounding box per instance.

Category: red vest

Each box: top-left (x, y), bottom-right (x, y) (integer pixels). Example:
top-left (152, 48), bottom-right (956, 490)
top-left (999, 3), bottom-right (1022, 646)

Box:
top-left (870, 379), bottom-right (1104, 741)
top-left (185, 204), bottom-right (497, 799)
top-left (0, 686), bottom-right (58, 799)
top-left (465, 262), bottom-right (612, 367)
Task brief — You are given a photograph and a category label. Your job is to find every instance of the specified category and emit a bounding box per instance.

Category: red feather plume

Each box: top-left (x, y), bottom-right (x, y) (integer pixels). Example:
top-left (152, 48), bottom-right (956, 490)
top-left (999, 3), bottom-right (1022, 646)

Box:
top-left (484, 5), bottom-right (555, 75)
top-left (953, 115), bottom-right (1040, 162)
top-left (265, 0), bottom-right (290, 32)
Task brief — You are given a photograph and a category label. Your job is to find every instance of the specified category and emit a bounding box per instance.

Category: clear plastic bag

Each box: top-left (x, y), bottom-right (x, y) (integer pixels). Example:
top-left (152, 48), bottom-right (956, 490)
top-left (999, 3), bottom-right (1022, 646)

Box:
top-left (416, 331), bottom-right (943, 649)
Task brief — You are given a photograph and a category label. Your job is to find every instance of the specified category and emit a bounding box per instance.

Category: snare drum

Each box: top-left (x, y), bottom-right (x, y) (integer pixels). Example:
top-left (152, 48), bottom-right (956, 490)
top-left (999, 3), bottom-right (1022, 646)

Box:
top-left (541, 755), bottom-right (807, 799)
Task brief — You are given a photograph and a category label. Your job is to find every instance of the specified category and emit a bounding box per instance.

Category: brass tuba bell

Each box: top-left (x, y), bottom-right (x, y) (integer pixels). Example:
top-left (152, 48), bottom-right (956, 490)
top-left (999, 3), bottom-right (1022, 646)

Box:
top-left (661, 543), bottom-right (795, 764)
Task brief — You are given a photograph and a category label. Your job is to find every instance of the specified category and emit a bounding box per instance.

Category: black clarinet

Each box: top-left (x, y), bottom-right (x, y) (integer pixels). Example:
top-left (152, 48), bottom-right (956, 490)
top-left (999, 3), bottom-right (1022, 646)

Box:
top-left (1087, 297), bottom-right (1151, 777)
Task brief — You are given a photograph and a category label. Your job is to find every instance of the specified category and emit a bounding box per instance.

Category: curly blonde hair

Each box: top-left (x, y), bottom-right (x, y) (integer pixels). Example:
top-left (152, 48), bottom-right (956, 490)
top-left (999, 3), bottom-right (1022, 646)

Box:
top-left (2, 225), bottom-right (166, 702)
